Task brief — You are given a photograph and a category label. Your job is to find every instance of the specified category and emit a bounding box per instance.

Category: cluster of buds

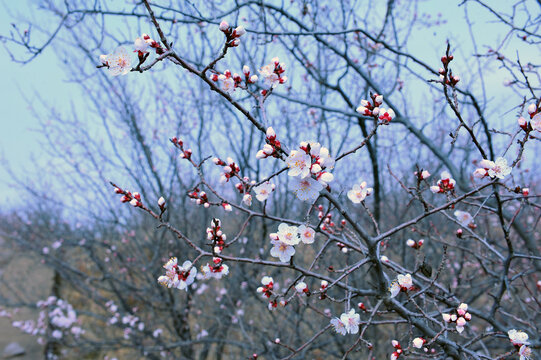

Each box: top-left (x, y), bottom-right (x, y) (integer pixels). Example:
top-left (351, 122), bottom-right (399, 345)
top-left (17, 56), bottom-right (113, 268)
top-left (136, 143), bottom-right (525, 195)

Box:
top-left (200, 257), bottom-right (229, 280)
top-left (132, 33), bottom-right (164, 70)
top-left (294, 281), bottom-right (310, 296)
top-left (259, 57), bottom-right (287, 90)
top-left (213, 157), bottom-right (240, 183)
top-left (256, 127), bottom-right (282, 159)
top-left (171, 137), bottom-right (192, 160)
top-left (188, 187), bottom-right (210, 208)
top-left (114, 186), bottom-right (142, 208)
top-left (406, 238), bottom-right (424, 249)
top-left (517, 102), bottom-right (541, 132)
top-left (318, 208), bottom-right (338, 234)
top-left (206, 218), bottom-right (226, 253)
top-left (134, 33), bottom-right (164, 56)
top-left (439, 54), bottom-right (460, 86)
top-left (218, 20), bottom-right (246, 47)
top-left (256, 276), bottom-right (274, 298)
top-left (439, 67), bottom-right (460, 86)
top-left (442, 303), bottom-right (472, 333)
top-left (355, 93), bottom-right (395, 124)
top-left (211, 67), bottom-right (257, 94)
top-left (414, 169), bottom-right (431, 181)
top-left (430, 171), bottom-right (456, 194)
top-left (390, 340), bottom-right (403, 360)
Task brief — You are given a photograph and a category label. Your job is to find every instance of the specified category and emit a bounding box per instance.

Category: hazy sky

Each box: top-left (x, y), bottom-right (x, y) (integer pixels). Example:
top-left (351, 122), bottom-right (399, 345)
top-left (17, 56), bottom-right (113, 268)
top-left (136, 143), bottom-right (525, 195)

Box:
top-left (0, 1), bottom-right (537, 208)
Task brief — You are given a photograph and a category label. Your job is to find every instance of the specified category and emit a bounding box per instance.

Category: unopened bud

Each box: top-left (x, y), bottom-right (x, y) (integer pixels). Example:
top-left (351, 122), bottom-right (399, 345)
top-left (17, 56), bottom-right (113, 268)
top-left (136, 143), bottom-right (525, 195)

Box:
top-left (158, 197), bottom-right (166, 207)
top-left (219, 20), bottom-right (229, 32)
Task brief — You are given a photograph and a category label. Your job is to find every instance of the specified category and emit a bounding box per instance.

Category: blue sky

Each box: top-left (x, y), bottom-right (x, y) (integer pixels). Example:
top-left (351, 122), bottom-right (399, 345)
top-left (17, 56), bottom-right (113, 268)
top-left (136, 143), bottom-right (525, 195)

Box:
top-left (0, 1), bottom-right (80, 206)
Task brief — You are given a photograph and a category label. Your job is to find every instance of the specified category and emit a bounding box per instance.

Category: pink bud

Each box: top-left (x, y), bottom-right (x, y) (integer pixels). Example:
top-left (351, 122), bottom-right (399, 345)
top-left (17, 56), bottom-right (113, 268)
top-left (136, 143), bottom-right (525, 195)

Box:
top-left (219, 20), bottom-right (229, 31)
top-left (527, 103), bottom-right (536, 114)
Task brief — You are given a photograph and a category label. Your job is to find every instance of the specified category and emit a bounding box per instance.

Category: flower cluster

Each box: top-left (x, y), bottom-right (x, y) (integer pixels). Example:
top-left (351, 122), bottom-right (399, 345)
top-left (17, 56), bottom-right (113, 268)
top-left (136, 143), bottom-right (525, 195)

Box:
top-left (99, 47), bottom-right (132, 76)
top-left (473, 157), bottom-right (512, 180)
top-left (207, 218), bottom-right (226, 253)
top-left (390, 339), bottom-right (403, 360)
top-left (134, 33), bottom-right (164, 55)
top-left (213, 156), bottom-right (240, 183)
top-left (347, 180), bottom-right (373, 203)
top-left (256, 276), bottom-right (274, 299)
top-left (256, 127), bottom-right (282, 159)
top-left (389, 274), bottom-right (415, 298)
top-left (317, 208), bottom-right (345, 234)
top-left (218, 20), bottom-right (246, 47)
top-left (438, 54), bottom-right (460, 86)
top-left (330, 309), bottom-right (360, 335)
top-left (406, 238), bottom-right (424, 249)
top-left (355, 93), bottom-right (395, 124)
top-left (188, 187), bottom-right (210, 208)
top-left (210, 67), bottom-right (258, 94)
top-left (438, 68), bottom-right (460, 86)
top-left (287, 142), bottom-right (335, 201)
top-left (430, 171), bottom-right (456, 194)
top-left (454, 210), bottom-right (475, 228)
top-left (157, 258), bottom-right (197, 290)
top-left (508, 329), bottom-right (531, 360)
top-left (442, 303), bottom-right (472, 333)
top-left (113, 186), bottom-right (143, 208)
top-left (10, 296), bottom-right (84, 344)
top-left (200, 257), bottom-right (229, 280)
top-left (269, 223), bottom-right (315, 263)
top-left (259, 57), bottom-right (287, 89)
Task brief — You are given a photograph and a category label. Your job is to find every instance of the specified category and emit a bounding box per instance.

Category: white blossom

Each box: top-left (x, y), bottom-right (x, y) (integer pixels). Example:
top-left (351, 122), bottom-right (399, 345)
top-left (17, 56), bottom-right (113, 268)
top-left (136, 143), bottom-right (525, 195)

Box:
top-left (340, 309), bottom-right (360, 334)
top-left (330, 317), bottom-right (347, 335)
top-left (254, 182), bottom-right (275, 201)
top-left (276, 223), bottom-right (300, 245)
top-left (454, 210), bottom-right (474, 227)
top-left (107, 47), bottom-right (132, 76)
top-left (270, 240), bottom-right (295, 263)
top-left (292, 177), bottom-right (323, 201)
top-left (508, 329), bottom-right (529, 346)
top-left (347, 181), bottom-right (373, 203)
top-left (297, 225), bottom-right (315, 244)
top-left (286, 150), bottom-right (311, 178)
